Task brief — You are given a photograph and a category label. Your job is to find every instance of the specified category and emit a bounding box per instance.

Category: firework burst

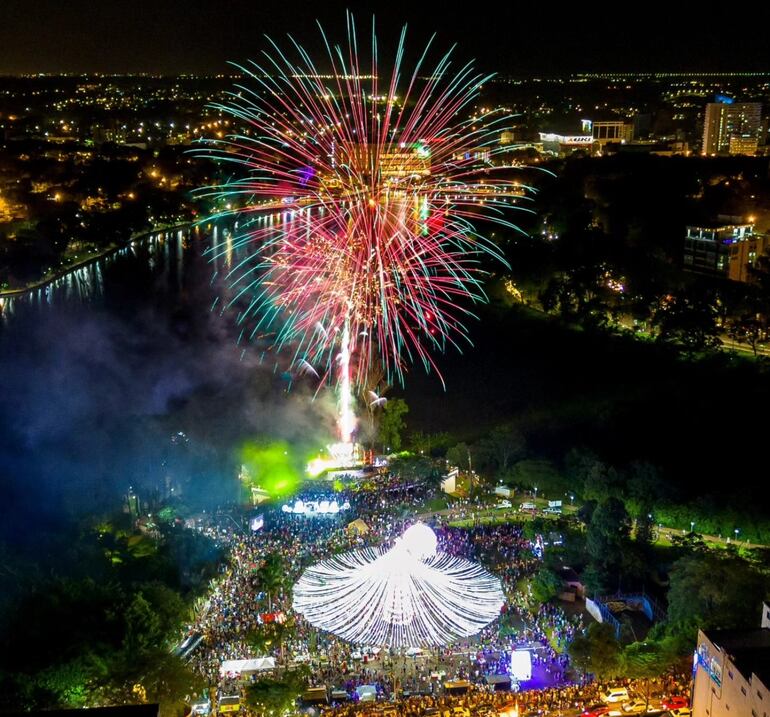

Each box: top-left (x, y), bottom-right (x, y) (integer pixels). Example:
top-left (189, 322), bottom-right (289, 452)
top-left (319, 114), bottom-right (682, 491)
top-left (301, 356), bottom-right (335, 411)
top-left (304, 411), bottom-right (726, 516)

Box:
top-left (198, 14), bottom-right (533, 390)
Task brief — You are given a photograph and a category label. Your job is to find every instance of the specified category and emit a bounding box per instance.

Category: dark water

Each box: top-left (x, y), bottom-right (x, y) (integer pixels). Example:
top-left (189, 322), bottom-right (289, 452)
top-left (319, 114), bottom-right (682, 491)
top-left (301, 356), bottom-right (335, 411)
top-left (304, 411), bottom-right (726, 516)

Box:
top-left (0, 222), bottom-right (332, 541)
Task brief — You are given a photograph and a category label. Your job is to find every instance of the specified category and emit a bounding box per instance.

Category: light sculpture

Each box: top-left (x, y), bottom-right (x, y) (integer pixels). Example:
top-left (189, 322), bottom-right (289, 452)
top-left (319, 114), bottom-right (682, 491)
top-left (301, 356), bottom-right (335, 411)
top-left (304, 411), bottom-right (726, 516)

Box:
top-left (292, 523), bottom-right (504, 646)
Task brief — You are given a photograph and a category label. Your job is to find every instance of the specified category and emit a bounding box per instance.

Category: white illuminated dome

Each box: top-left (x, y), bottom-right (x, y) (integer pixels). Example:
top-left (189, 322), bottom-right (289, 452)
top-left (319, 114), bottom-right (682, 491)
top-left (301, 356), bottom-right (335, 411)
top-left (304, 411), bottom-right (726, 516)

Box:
top-left (398, 523), bottom-right (438, 561)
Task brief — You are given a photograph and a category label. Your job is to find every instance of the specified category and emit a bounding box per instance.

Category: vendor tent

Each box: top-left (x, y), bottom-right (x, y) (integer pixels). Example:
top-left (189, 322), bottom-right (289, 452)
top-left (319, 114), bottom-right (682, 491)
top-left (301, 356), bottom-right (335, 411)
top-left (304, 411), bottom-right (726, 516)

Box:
top-left (219, 657), bottom-right (276, 677)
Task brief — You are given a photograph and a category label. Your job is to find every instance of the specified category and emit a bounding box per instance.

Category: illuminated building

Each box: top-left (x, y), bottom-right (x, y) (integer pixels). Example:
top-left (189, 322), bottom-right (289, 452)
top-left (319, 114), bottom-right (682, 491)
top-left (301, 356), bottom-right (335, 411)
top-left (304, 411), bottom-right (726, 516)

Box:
top-left (683, 223), bottom-right (755, 279)
top-left (692, 604), bottom-right (770, 717)
top-left (538, 132), bottom-right (594, 156)
top-left (379, 143), bottom-right (432, 179)
top-left (728, 134), bottom-right (759, 156)
top-left (324, 142), bottom-right (431, 185)
top-left (592, 121), bottom-right (633, 149)
top-left (702, 101), bottom-right (762, 155)
top-left (728, 232), bottom-right (770, 283)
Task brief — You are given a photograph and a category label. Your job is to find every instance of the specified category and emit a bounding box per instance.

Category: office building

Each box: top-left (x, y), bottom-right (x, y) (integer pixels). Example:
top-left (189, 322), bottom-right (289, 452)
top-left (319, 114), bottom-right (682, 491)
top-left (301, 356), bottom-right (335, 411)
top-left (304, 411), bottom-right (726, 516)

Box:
top-left (684, 223), bottom-right (757, 279)
top-left (592, 121), bottom-right (634, 149)
top-left (702, 101), bottom-right (762, 155)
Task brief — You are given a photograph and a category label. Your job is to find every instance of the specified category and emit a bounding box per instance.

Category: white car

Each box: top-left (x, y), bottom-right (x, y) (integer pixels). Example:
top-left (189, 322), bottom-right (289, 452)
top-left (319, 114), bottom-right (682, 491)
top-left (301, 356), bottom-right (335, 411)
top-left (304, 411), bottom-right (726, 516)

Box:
top-left (601, 687), bottom-right (630, 704)
top-left (496, 500), bottom-right (512, 509)
top-left (405, 646), bottom-right (423, 657)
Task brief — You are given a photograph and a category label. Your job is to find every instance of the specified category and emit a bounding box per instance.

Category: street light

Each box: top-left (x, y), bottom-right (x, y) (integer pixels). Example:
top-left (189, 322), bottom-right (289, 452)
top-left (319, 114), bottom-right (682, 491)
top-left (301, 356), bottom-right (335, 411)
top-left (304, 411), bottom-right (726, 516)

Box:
top-left (690, 521), bottom-right (695, 533)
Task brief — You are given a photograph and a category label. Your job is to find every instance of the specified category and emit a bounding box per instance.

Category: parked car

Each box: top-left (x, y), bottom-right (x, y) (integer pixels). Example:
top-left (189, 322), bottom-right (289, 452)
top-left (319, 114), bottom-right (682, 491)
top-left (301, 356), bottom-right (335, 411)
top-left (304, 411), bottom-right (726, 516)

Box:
top-left (665, 709), bottom-right (691, 717)
top-left (580, 705), bottom-right (609, 717)
top-left (496, 500), bottom-right (512, 509)
top-left (660, 697), bottom-right (688, 711)
top-left (601, 688), bottom-right (631, 704)
top-left (621, 699), bottom-right (655, 713)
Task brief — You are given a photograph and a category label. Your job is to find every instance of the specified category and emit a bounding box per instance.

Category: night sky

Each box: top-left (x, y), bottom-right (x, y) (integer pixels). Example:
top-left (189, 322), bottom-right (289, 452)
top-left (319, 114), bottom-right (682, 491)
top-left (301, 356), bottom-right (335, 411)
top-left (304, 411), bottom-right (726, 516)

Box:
top-left (2, 0), bottom-right (770, 76)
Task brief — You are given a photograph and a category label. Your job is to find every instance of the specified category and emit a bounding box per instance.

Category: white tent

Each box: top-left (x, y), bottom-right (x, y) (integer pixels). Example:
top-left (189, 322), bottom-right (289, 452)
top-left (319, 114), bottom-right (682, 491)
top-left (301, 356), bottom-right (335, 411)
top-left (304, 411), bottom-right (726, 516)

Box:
top-left (220, 657), bottom-right (276, 677)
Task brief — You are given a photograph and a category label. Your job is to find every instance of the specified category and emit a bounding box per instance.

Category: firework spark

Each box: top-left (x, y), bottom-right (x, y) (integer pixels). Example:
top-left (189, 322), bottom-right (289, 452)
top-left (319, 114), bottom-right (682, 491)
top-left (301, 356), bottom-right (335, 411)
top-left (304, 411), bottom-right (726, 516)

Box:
top-left (199, 15), bottom-right (532, 389)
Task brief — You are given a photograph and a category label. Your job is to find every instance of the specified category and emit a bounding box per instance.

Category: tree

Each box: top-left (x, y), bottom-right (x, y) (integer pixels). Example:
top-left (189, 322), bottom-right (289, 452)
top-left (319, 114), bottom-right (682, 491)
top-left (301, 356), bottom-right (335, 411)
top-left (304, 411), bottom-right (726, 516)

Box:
top-left (247, 621), bottom-right (290, 656)
top-left (583, 463), bottom-right (622, 503)
top-left (480, 424), bottom-right (526, 475)
top-left (622, 640), bottom-right (678, 707)
top-left (446, 442), bottom-right (472, 472)
top-left (652, 294), bottom-right (721, 353)
top-left (243, 668), bottom-right (308, 716)
top-left (378, 397), bottom-right (408, 452)
top-left (666, 552), bottom-right (769, 639)
top-left (509, 459), bottom-right (567, 496)
top-left (577, 499), bottom-right (597, 526)
top-left (134, 650), bottom-right (204, 717)
top-left (409, 431), bottom-right (452, 457)
top-left (530, 567), bottom-right (563, 604)
top-left (565, 447), bottom-right (605, 490)
top-left (257, 553), bottom-right (286, 612)
top-left (585, 497), bottom-right (632, 593)
top-left (727, 315), bottom-right (767, 357)
top-left (568, 622), bottom-right (622, 679)
top-left (124, 593), bottom-right (163, 656)
top-left (625, 461), bottom-right (668, 519)
top-left (388, 455), bottom-right (443, 490)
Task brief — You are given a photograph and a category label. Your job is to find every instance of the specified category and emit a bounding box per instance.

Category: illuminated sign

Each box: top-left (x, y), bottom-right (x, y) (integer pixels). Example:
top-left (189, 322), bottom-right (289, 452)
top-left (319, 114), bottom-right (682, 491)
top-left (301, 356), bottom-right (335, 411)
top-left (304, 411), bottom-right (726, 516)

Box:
top-left (696, 644), bottom-right (722, 687)
top-left (539, 133), bottom-right (594, 145)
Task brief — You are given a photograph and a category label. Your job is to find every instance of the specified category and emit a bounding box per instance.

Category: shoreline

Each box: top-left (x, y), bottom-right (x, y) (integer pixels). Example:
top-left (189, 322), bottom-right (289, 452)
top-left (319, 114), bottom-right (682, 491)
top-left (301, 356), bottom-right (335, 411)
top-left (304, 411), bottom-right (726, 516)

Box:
top-left (0, 221), bottom-right (192, 299)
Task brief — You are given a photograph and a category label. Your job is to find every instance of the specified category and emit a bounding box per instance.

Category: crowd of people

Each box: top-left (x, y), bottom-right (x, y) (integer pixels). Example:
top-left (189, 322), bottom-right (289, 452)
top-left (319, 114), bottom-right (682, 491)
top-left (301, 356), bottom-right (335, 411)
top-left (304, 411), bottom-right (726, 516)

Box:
top-left (179, 476), bottom-right (605, 711)
top-left (317, 672), bottom-right (691, 717)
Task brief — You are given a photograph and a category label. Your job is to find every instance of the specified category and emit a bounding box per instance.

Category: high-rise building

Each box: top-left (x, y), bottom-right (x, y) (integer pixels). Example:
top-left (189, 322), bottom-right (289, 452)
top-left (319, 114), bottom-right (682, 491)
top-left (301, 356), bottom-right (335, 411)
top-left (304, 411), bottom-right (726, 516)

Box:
top-left (702, 101), bottom-right (762, 155)
top-left (692, 603), bottom-right (770, 717)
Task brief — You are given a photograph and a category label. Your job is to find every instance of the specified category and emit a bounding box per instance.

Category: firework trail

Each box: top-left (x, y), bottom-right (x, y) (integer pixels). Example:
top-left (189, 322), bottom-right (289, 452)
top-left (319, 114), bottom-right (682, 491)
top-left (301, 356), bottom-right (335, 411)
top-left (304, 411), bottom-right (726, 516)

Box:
top-left (198, 14), bottom-right (533, 392)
